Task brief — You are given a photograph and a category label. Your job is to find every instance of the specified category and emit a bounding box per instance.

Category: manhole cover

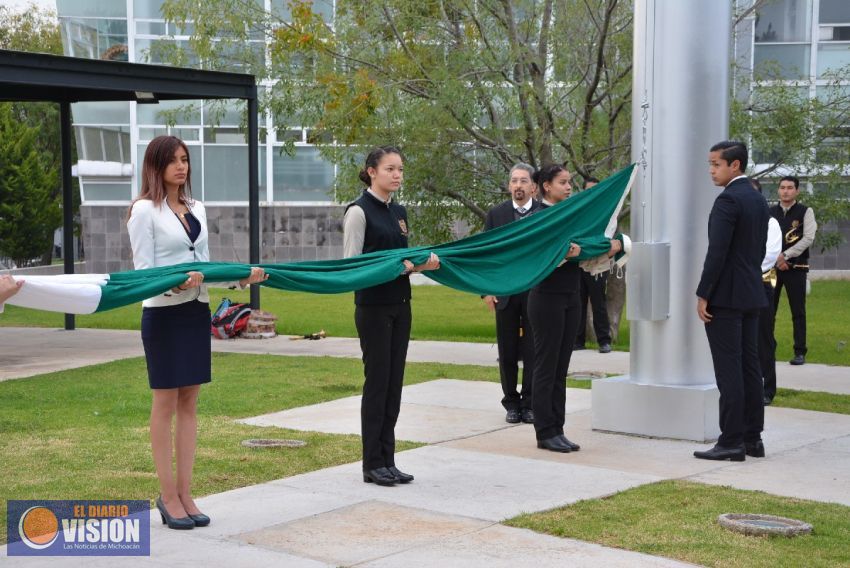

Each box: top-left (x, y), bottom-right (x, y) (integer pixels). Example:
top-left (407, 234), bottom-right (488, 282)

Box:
top-left (718, 513), bottom-right (813, 537)
top-left (241, 439), bottom-right (306, 449)
top-left (568, 370), bottom-right (606, 381)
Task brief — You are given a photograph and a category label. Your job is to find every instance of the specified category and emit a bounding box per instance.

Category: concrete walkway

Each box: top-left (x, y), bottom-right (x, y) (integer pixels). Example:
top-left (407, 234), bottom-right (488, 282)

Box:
top-left (1, 327), bottom-right (849, 566)
top-left (1, 327), bottom-right (848, 394)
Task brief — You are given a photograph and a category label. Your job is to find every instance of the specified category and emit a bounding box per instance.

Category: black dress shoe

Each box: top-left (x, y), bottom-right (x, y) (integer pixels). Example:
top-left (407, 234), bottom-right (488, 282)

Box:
top-left (559, 435), bottom-right (580, 451)
top-left (745, 440), bottom-right (765, 458)
top-left (387, 466), bottom-right (414, 483)
top-left (693, 444), bottom-right (745, 461)
top-left (573, 344), bottom-right (586, 351)
top-left (155, 496), bottom-right (194, 530)
top-left (598, 343), bottom-right (612, 354)
top-left (790, 354), bottom-right (805, 365)
top-left (505, 409), bottom-right (521, 423)
top-left (537, 436), bottom-right (571, 452)
top-left (363, 467), bottom-right (397, 486)
top-left (520, 408), bottom-right (535, 424)
top-left (763, 396), bottom-right (773, 406)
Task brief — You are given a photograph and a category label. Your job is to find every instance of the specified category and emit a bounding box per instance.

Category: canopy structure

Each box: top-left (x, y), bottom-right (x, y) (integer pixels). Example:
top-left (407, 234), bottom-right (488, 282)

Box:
top-left (0, 48), bottom-right (261, 328)
top-left (8, 165), bottom-right (635, 315)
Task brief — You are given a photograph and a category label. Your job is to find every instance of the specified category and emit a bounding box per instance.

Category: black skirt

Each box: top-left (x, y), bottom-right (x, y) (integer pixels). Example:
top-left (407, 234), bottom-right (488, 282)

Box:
top-left (141, 300), bottom-right (211, 390)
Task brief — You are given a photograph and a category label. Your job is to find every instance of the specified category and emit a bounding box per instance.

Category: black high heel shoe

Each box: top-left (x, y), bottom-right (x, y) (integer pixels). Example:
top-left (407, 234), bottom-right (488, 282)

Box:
top-left (188, 512), bottom-right (210, 527)
top-left (155, 496), bottom-right (194, 530)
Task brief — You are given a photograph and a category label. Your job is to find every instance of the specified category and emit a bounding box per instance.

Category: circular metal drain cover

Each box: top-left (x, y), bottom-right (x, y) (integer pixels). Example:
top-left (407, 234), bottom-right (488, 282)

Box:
top-left (241, 439), bottom-right (307, 449)
top-left (718, 513), bottom-right (812, 537)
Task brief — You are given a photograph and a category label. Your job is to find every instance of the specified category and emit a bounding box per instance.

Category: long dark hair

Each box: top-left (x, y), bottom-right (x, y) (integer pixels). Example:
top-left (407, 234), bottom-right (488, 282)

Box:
top-left (358, 146), bottom-right (403, 186)
top-left (533, 163), bottom-right (569, 201)
top-left (128, 135), bottom-right (193, 218)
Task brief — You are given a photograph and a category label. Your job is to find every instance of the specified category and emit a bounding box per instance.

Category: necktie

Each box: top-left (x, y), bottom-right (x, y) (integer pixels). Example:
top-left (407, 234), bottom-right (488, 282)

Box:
top-left (517, 206), bottom-right (526, 215)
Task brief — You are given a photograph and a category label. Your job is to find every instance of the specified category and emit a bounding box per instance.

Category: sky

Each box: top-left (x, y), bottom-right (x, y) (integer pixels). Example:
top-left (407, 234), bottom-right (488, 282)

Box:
top-left (1, 0), bottom-right (57, 13)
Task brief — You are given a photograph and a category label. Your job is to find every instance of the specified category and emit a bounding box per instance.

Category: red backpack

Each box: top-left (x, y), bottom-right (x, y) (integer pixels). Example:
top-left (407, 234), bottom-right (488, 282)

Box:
top-left (211, 302), bottom-right (252, 339)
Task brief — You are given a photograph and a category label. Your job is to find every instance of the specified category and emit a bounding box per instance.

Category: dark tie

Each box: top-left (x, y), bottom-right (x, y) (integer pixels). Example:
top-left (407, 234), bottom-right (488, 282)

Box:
top-left (517, 206), bottom-right (527, 215)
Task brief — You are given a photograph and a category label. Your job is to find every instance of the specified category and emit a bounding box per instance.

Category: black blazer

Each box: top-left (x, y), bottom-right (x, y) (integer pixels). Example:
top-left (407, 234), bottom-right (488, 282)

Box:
top-left (484, 199), bottom-right (541, 310)
top-left (696, 177), bottom-right (769, 310)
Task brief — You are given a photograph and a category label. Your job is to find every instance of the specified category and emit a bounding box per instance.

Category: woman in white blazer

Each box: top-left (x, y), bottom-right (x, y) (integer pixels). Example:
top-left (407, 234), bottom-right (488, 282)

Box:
top-left (127, 136), bottom-right (266, 530)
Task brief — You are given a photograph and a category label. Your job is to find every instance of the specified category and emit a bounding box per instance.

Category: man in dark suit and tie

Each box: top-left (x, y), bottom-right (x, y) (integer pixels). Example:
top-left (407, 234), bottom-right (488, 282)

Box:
top-left (483, 163), bottom-right (541, 424)
top-left (695, 141), bottom-right (769, 461)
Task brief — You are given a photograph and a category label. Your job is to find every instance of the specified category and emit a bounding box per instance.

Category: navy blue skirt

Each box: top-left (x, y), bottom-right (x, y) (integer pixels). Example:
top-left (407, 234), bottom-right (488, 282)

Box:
top-left (141, 300), bottom-right (211, 390)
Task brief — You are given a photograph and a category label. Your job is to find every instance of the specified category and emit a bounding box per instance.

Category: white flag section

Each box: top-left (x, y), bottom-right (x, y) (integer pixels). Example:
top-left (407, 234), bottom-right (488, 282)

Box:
top-left (9, 274), bottom-right (108, 315)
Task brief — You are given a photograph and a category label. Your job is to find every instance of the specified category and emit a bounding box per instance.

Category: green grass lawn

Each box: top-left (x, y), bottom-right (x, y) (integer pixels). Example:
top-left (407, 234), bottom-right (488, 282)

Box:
top-left (2, 280), bottom-right (849, 364)
top-left (0, 353), bottom-right (508, 544)
top-left (507, 479), bottom-right (850, 568)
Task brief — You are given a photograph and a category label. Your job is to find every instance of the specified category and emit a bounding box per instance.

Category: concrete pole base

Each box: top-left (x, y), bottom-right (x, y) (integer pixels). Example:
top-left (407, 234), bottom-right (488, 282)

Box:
top-left (591, 376), bottom-right (720, 442)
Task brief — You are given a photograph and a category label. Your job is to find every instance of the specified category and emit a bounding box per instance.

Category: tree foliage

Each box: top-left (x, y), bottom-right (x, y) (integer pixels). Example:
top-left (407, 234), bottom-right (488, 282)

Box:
top-left (0, 5), bottom-right (69, 265)
top-left (163, 0), bottom-right (634, 242)
top-left (0, 105), bottom-right (61, 266)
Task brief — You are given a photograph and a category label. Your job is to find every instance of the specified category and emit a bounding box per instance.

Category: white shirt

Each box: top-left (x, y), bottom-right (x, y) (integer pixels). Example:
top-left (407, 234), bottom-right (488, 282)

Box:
top-left (513, 198), bottom-right (533, 213)
top-left (127, 199), bottom-right (210, 307)
top-left (342, 189), bottom-right (392, 259)
top-left (762, 217), bottom-right (782, 273)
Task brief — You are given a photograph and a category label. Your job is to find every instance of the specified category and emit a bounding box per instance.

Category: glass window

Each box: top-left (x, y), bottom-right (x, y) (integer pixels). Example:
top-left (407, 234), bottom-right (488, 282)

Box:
top-left (754, 0), bottom-right (812, 42)
top-left (60, 18), bottom-right (128, 61)
top-left (82, 183), bottom-right (132, 202)
top-left (134, 0), bottom-right (166, 19)
top-left (138, 128), bottom-right (168, 141)
top-left (136, 100), bottom-right (202, 126)
top-left (819, 0), bottom-right (850, 24)
top-left (203, 146), bottom-right (248, 201)
top-left (136, 38), bottom-right (198, 67)
top-left (57, 0), bottom-right (126, 18)
top-left (754, 44), bottom-right (811, 78)
top-left (136, 21), bottom-right (167, 35)
top-left (271, 0), bottom-right (334, 22)
top-left (72, 101), bottom-right (130, 124)
top-left (817, 43), bottom-right (850, 76)
top-left (272, 147), bottom-right (335, 201)
top-left (203, 100), bottom-right (245, 126)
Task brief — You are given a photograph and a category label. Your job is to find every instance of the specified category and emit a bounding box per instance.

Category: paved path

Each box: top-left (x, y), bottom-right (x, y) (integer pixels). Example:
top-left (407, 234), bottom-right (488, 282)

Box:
top-left (2, 327), bottom-right (849, 566)
top-left (1, 327), bottom-right (847, 395)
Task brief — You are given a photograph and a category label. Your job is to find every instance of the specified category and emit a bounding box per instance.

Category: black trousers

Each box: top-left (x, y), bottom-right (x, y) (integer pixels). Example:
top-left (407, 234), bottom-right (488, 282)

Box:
top-left (758, 283), bottom-right (778, 400)
top-left (355, 302), bottom-right (411, 470)
top-left (704, 307), bottom-right (764, 447)
top-left (773, 268), bottom-right (807, 356)
top-left (495, 292), bottom-right (534, 410)
top-left (576, 272), bottom-right (611, 346)
top-left (527, 290), bottom-right (581, 441)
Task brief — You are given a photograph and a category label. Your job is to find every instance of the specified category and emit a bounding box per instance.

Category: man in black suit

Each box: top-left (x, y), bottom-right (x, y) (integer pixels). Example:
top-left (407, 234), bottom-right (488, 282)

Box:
top-left (483, 163), bottom-right (541, 424)
top-left (695, 141), bottom-right (769, 461)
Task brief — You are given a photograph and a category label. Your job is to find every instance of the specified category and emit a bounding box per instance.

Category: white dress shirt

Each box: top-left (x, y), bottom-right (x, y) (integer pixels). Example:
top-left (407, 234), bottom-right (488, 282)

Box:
top-left (762, 217), bottom-right (782, 273)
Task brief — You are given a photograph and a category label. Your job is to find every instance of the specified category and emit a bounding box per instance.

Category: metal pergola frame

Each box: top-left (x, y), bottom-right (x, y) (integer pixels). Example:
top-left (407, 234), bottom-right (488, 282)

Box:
top-left (0, 49), bottom-right (261, 329)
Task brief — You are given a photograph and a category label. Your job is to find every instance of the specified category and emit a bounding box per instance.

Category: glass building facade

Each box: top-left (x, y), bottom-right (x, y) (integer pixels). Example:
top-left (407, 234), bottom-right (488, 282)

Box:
top-left (56, 0), bottom-right (336, 206)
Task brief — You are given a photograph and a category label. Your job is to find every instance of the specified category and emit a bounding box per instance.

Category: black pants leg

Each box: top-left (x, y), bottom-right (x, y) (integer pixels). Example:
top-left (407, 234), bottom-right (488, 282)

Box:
top-left (355, 302), bottom-right (411, 470)
top-left (774, 269), bottom-right (807, 356)
top-left (496, 293), bottom-right (534, 410)
top-left (758, 283), bottom-right (777, 400)
top-left (576, 278), bottom-right (588, 347)
top-left (528, 290), bottom-right (581, 441)
top-left (586, 273), bottom-right (611, 345)
top-left (705, 307), bottom-right (764, 447)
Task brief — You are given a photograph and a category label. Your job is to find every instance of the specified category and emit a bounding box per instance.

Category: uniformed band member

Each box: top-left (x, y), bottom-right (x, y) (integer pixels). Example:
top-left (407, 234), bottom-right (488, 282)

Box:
top-left (343, 146), bottom-right (440, 487)
top-left (771, 176), bottom-right (817, 366)
top-left (750, 179), bottom-right (782, 406)
top-left (483, 163), bottom-right (541, 424)
top-left (575, 176), bottom-right (613, 353)
top-left (527, 164), bottom-right (621, 453)
top-left (695, 141), bottom-right (768, 462)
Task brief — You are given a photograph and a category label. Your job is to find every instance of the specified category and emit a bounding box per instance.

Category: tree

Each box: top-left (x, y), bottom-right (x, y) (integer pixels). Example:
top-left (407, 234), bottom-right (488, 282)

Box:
top-left (0, 105), bottom-right (61, 267)
top-left (0, 4), bottom-right (70, 265)
top-left (163, 0), bottom-right (634, 242)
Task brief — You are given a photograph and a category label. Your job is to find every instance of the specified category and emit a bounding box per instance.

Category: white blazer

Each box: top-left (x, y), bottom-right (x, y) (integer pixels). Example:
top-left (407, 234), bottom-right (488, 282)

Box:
top-left (127, 198), bottom-right (211, 308)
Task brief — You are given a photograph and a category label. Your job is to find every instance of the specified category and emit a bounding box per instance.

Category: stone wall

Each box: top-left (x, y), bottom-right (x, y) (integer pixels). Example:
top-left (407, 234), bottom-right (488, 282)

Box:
top-left (80, 204), bottom-right (345, 274)
top-left (80, 204), bottom-right (850, 273)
